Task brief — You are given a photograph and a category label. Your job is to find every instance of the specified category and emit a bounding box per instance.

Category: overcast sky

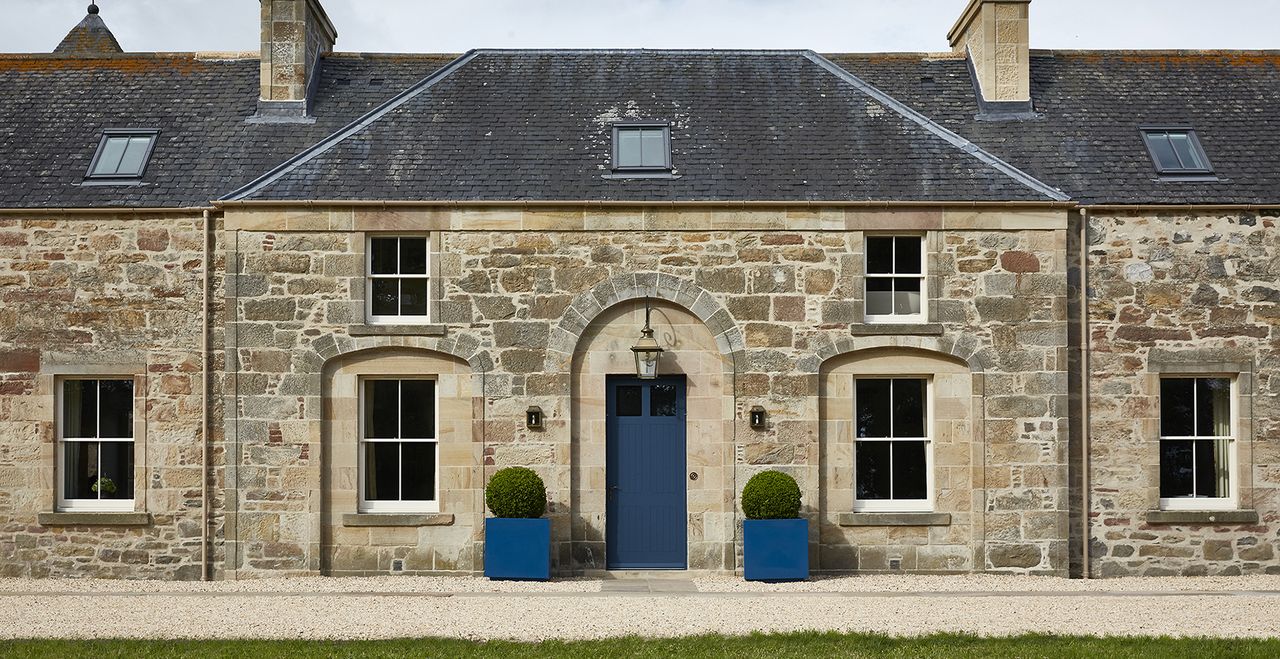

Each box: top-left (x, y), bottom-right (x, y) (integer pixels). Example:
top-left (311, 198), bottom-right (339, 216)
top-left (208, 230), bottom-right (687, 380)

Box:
top-left (4, 0), bottom-right (1278, 53)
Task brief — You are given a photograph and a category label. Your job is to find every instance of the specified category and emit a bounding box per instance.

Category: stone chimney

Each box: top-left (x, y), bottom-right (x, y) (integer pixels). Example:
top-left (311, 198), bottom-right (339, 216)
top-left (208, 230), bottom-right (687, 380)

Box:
top-left (947, 0), bottom-right (1031, 105)
top-left (256, 0), bottom-right (338, 121)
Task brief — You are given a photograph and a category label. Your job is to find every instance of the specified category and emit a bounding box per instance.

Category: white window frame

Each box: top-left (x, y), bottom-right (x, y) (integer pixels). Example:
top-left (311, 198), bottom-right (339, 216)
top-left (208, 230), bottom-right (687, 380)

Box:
top-left (365, 234), bottom-right (431, 325)
top-left (863, 234), bottom-right (927, 324)
top-left (853, 376), bottom-right (935, 513)
top-left (56, 377), bottom-right (136, 513)
top-left (1158, 376), bottom-right (1238, 512)
top-left (358, 377), bottom-right (441, 514)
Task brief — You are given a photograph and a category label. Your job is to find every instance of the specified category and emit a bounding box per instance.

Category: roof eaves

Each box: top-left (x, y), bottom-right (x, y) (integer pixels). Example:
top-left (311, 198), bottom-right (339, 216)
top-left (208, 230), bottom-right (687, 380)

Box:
top-left (220, 49), bottom-right (481, 202)
top-left (804, 50), bottom-right (1071, 202)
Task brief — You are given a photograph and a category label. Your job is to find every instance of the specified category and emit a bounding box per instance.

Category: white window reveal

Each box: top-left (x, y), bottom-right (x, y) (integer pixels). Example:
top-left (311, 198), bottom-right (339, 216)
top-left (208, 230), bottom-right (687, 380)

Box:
top-left (854, 377), bottom-right (932, 512)
top-left (1159, 377), bottom-right (1236, 511)
top-left (359, 378), bottom-right (439, 513)
top-left (367, 235), bottom-right (430, 324)
top-left (865, 235), bottom-right (925, 323)
top-left (58, 379), bottom-right (135, 512)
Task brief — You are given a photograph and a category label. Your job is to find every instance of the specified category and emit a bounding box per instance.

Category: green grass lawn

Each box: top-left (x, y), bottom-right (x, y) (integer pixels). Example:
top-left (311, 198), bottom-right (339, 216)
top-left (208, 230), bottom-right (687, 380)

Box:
top-left (1, 633), bottom-right (1276, 658)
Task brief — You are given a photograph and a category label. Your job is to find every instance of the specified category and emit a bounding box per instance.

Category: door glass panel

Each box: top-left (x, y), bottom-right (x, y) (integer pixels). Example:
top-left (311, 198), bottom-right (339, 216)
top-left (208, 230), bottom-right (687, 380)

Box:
top-left (650, 384), bottom-right (678, 417)
top-left (616, 385), bottom-right (642, 416)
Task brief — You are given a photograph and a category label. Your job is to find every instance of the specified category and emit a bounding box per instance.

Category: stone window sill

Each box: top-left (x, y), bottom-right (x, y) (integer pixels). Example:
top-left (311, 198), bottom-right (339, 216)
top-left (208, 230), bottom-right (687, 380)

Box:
top-left (341, 513), bottom-right (454, 527)
top-left (839, 512), bottom-right (951, 527)
top-left (38, 512), bottom-right (152, 527)
top-left (850, 323), bottom-right (944, 337)
top-left (348, 324), bottom-right (447, 337)
top-left (1146, 510), bottom-right (1258, 525)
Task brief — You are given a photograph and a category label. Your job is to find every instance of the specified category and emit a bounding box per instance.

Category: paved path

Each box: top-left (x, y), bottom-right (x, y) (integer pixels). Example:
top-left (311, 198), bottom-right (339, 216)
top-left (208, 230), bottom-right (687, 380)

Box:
top-left (3, 577), bottom-right (1280, 640)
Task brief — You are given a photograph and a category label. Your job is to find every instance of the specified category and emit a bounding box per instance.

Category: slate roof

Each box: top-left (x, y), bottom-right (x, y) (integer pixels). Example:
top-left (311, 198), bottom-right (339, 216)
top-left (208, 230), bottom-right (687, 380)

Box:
top-left (2, 46), bottom-right (1279, 208)
top-left (229, 50), bottom-right (1059, 203)
top-left (831, 51), bottom-right (1280, 205)
top-left (0, 53), bottom-right (454, 207)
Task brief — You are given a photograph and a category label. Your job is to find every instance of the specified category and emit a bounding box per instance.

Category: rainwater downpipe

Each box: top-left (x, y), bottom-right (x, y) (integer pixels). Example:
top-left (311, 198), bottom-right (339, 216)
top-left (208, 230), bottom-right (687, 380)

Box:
top-left (1079, 208), bottom-right (1091, 579)
top-left (200, 209), bottom-right (211, 581)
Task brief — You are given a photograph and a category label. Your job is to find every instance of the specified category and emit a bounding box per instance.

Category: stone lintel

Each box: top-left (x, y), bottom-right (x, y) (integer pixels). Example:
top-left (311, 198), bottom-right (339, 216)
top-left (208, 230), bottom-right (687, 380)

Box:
top-left (348, 324), bottom-right (447, 337)
top-left (849, 323), bottom-right (945, 337)
top-left (1145, 510), bottom-right (1259, 525)
top-left (37, 512), bottom-right (152, 527)
top-left (341, 513), bottom-right (455, 527)
top-left (839, 512), bottom-right (952, 527)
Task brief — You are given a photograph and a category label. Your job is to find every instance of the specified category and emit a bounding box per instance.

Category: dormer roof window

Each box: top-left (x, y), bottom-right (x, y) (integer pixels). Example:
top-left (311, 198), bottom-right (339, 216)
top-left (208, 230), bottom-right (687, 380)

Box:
top-left (1142, 128), bottom-right (1214, 177)
top-left (612, 123), bottom-right (671, 172)
top-left (87, 130), bottom-right (158, 181)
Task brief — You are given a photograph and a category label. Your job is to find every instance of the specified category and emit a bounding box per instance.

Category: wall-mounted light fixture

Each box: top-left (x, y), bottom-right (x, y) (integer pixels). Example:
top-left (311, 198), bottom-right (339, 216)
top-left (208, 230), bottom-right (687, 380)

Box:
top-left (630, 297), bottom-right (664, 380)
top-left (749, 406), bottom-right (767, 429)
top-left (526, 406), bottom-right (544, 430)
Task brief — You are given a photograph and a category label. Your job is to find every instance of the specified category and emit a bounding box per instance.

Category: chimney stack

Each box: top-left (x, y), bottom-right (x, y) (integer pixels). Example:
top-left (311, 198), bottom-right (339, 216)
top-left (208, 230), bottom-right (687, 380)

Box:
top-left (256, 0), bottom-right (338, 121)
top-left (947, 0), bottom-right (1031, 105)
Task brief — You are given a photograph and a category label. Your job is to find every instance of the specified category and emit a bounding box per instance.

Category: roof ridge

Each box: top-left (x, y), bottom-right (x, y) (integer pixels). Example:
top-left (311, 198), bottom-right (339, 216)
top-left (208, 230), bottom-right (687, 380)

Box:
top-left (803, 51), bottom-right (1070, 202)
top-left (220, 50), bottom-right (480, 202)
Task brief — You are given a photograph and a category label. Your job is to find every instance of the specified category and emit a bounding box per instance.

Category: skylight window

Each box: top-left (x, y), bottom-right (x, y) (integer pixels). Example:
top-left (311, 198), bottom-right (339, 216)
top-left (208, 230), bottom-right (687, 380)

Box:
top-left (87, 130), bottom-right (158, 180)
top-left (1141, 128), bottom-right (1213, 176)
top-left (613, 124), bottom-right (671, 171)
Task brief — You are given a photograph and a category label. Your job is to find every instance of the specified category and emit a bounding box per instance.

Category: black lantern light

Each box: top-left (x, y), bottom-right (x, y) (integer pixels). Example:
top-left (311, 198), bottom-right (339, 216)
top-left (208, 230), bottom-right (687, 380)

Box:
top-left (630, 297), bottom-right (664, 380)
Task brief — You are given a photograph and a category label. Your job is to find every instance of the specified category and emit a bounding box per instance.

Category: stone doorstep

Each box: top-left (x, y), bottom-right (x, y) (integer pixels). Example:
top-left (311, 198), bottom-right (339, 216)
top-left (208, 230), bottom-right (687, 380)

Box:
top-left (340, 513), bottom-right (455, 527)
top-left (1145, 510), bottom-right (1259, 525)
top-left (839, 512), bottom-right (953, 526)
top-left (36, 512), bottom-right (153, 527)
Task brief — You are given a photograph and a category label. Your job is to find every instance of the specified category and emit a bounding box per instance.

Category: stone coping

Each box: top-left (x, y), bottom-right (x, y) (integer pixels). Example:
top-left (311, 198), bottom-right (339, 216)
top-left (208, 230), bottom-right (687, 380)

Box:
top-left (347, 324), bottom-right (447, 337)
top-left (849, 323), bottom-right (945, 336)
top-left (1145, 510), bottom-right (1259, 525)
top-left (838, 512), bottom-right (952, 527)
top-left (340, 513), bottom-right (455, 527)
top-left (37, 512), bottom-right (152, 527)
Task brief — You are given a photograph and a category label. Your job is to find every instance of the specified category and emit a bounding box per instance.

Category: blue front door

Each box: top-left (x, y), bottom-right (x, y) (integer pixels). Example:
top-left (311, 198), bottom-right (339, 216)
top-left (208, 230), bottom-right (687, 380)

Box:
top-left (606, 376), bottom-right (687, 569)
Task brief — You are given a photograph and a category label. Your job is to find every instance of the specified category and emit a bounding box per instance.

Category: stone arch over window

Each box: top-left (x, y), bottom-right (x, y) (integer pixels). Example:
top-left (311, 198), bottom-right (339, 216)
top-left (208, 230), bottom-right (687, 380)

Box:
top-left (816, 345), bottom-right (981, 573)
top-left (318, 346), bottom-right (480, 576)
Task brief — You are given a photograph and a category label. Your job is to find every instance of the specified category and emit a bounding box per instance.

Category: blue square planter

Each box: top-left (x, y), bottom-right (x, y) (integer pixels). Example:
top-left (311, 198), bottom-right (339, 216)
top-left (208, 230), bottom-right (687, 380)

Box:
top-left (484, 517), bottom-right (551, 581)
top-left (744, 518), bottom-right (809, 582)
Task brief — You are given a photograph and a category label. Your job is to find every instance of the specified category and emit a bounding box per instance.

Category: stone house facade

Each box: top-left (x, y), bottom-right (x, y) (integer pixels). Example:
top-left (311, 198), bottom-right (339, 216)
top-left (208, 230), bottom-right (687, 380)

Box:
top-left (0, 0), bottom-right (1276, 580)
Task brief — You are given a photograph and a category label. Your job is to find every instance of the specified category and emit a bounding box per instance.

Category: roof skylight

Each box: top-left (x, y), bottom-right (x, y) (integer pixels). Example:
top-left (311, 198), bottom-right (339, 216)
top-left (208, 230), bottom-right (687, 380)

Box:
top-left (1141, 128), bottom-right (1213, 176)
top-left (87, 130), bottom-right (158, 180)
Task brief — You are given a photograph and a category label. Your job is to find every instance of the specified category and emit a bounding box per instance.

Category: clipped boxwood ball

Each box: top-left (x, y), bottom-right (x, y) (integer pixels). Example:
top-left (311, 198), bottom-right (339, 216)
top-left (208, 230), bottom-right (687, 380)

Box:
top-left (741, 470), bottom-right (801, 520)
top-left (485, 467), bottom-right (547, 519)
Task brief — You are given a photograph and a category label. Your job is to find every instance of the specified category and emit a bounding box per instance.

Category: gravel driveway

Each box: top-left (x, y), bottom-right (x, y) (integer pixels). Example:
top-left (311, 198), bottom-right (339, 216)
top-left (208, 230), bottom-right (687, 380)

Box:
top-left (2, 575), bottom-right (1279, 641)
